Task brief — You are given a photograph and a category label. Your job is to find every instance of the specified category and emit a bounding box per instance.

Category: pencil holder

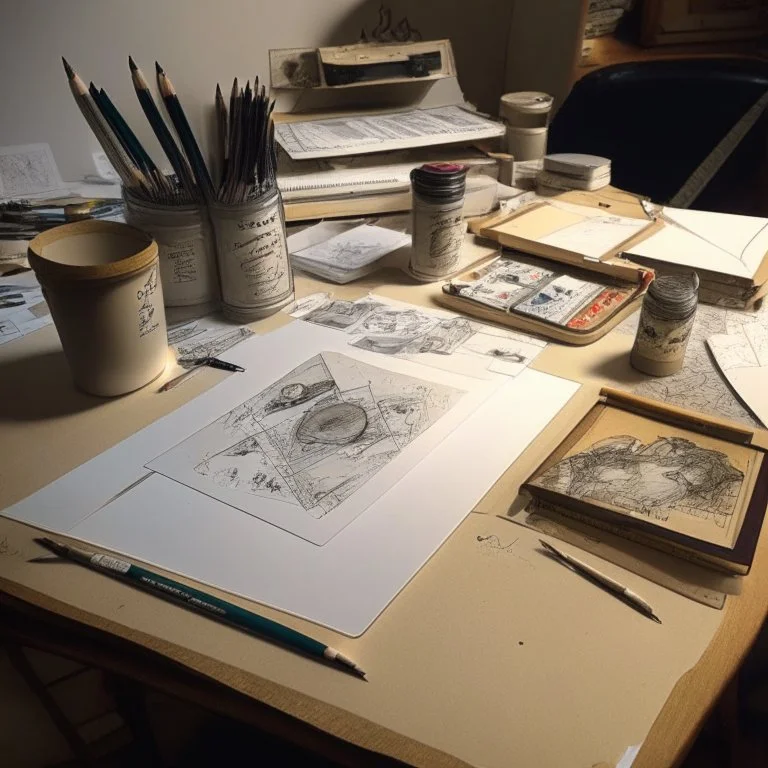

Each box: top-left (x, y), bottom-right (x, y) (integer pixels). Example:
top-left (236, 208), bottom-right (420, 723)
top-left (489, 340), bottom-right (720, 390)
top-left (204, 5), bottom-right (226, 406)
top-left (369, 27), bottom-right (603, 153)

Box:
top-left (208, 189), bottom-right (295, 322)
top-left (27, 221), bottom-right (167, 396)
top-left (124, 191), bottom-right (219, 309)
top-left (499, 92), bottom-right (553, 161)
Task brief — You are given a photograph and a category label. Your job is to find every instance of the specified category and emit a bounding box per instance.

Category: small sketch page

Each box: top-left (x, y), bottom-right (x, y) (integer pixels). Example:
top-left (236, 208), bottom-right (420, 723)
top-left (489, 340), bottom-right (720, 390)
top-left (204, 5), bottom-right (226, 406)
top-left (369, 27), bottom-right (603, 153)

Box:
top-left (0, 143), bottom-right (65, 201)
top-left (148, 351), bottom-right (465, 545)
top-left (167, 316), bottom-right (254, 365)
top-left (290, 225), bottom-right (410, 283)
top-left (708, 322), bottom-right (768, 427)
top-left (527, 407), bottom-right (758, 549)
top-left (275, 106), bottom-right (505, 160)
top-left (0, 271), bottom-right (53, 346)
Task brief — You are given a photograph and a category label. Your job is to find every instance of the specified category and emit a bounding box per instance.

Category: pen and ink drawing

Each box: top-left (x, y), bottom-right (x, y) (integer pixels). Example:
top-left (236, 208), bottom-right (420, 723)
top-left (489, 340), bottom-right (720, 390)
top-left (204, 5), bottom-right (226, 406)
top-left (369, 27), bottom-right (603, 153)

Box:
top-left (149, 352), bottom-right (463, 538)
top-left (300, 295), bottom-right (547, 376)
top-left (168, 319), bottom-right (254, 365)
top-left (534, 435), bottom-right (744, 532)
top-left (0, 145), bottom-right (62, 200)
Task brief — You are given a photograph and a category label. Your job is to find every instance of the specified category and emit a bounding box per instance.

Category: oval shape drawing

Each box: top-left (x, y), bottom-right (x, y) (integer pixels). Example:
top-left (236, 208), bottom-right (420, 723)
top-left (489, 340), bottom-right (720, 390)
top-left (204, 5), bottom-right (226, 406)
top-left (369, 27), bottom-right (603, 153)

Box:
top-left (296, 403), bottom-right (368, 445)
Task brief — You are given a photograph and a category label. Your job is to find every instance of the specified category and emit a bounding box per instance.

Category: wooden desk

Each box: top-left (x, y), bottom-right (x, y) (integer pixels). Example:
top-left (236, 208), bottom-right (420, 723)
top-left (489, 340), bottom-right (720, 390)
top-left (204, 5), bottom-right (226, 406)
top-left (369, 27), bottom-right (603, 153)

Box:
top-left (1, 270), bottom-right (767, 768)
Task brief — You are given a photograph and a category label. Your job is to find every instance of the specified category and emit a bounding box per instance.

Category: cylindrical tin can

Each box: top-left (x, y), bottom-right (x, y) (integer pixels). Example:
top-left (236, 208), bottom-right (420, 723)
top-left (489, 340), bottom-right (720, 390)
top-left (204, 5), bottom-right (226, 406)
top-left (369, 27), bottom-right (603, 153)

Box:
top-left (209, 189), bottom-right (294, 322)
top-left (28, 220), bottom-right (167, 396)
top-left (631, 273), bottom-right (699, 377)
top-left (124, 191), bottom-right (219, 309)
top-left (409, 163), bottom-right (468, 282)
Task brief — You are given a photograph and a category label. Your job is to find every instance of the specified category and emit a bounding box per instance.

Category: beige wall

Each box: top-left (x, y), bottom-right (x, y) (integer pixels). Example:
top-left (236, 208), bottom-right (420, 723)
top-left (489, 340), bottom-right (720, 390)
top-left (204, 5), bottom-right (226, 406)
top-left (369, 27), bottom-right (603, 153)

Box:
top-left (0, 0), bottom-right (517, 181)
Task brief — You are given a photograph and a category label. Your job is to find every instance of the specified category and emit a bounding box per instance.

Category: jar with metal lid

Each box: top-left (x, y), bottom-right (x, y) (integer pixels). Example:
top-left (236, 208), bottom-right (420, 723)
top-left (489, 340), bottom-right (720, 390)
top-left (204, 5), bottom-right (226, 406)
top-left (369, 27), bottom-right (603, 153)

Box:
top-left (409, 162), bottom-right (468, 282)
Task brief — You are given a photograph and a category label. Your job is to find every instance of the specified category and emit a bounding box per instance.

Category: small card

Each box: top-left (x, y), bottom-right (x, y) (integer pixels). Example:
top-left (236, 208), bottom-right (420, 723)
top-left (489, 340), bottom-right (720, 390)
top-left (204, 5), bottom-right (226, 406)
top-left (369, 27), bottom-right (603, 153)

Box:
top-left (513, 275), bottom-right (605, 325)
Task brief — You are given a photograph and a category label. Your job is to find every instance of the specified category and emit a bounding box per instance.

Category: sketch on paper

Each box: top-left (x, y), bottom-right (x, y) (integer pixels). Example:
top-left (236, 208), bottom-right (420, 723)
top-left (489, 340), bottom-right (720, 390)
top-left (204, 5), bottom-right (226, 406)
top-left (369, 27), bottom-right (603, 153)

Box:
top-left (299, 294), bottom-right (547, 377)
top-left (148, 351), bottom-right (464, 542)
top-left (533, 435), bottom-right (744, 534)
top-left (0, 271), bottom-right (53, 346)
top-left (708, 321), bottom-right (768, 427)
top-left (0, 143), bottom-right (64, 200)
top-left (292, 225), bottom-right (410, 271)
top-left (167, 317), bottom-right (254, 364)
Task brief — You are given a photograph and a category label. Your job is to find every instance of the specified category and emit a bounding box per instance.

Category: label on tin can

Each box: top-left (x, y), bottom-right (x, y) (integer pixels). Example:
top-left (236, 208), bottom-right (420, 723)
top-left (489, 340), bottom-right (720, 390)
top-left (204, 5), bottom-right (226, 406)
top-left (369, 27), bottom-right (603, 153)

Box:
top-left (214, 197), bottom-right (293, 308)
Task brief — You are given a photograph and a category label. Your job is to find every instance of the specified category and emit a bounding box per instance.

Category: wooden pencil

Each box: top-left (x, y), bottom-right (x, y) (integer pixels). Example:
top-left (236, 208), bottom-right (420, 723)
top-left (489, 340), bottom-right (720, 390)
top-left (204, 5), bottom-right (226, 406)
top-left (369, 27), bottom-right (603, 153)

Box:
top-left (62, 58), bottom-right (149, 195)
top-left (215, 83), bottom-right (228, 189)
top-left (156, 63), bottom-right (214, 200)
top-left (128, 56), bottom-right (197, 200)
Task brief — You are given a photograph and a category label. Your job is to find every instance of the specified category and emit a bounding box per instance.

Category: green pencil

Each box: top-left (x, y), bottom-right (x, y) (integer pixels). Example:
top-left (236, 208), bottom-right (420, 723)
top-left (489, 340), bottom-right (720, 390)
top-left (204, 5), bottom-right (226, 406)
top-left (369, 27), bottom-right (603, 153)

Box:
top-left (33, 537), bottom-right (366, 679)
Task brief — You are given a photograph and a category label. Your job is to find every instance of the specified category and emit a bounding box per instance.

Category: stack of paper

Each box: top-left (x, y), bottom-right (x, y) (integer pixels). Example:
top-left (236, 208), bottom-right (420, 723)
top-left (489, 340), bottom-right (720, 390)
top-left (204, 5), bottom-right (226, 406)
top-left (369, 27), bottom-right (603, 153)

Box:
top-left (289, 223), bottom-right (410, 283)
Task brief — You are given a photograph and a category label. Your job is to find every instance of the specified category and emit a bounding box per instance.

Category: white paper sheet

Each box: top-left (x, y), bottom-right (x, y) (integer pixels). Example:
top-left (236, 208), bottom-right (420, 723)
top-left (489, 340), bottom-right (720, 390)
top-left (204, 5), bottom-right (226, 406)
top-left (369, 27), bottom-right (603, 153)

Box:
top-left (275, 106), bottom-right (506, 160)
top-left (0, 271), bottom-right (53, 345)
top-left (0, 143), bottom-right (66, 201)
top-left (627, 206), bottom-right (768, 280)
top-left (1, 320), bottom-right (579, 634)
top-left (708, 321), bottom-right (768, 427)
top-left (538, 212), bottom-right (650, 260)
top-left (149, 349), bottom-right (481, 545)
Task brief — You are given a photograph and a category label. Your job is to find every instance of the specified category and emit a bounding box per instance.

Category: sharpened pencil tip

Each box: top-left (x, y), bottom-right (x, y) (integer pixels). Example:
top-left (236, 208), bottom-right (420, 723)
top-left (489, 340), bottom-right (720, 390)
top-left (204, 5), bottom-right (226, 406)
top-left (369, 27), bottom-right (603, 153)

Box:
top-left (61, 57), bottom-right (74, 79)
top-left (155, 61), bottom-right (164, 75)
top-left (216, 83), bottom-right (222, 98)
top-left (128, 55), bottom-right (137, 72)
top-left (651, 613), bottom-right (662, 624)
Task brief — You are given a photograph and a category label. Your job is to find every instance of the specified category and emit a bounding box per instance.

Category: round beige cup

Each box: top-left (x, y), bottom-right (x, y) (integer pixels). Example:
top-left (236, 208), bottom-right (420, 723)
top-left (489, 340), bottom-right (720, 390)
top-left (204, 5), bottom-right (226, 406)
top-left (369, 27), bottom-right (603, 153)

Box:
top-left (28, 221), bottom-right (167, 397)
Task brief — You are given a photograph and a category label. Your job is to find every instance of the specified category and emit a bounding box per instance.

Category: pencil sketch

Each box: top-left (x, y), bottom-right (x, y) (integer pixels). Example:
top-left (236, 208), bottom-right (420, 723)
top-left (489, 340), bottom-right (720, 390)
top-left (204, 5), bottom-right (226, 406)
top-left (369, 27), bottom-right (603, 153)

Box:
top-left (534, 435), bottom-right (744, 531)
top-left (0, 144), bottom-right (63, 200)
top-left (0, 272), bottom-right (53, 346)
top-left (168, 318), bottom-right (254, 364)
top-left (300, 294), bottom-right (547, 377)
top-left (618, 302), bottom-right (768, 425)
top-left (148, 352), bottom-right (464, 538)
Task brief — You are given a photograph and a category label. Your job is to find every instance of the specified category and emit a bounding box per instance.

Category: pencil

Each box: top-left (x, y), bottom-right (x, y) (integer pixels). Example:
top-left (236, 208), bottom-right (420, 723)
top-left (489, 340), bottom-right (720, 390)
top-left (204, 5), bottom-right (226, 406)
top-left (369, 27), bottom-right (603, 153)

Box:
top-left (33, 537), bottom-right (367, 679)
top-left (62, 58), bottom-right (149, 194)
top-left (129, 56), bottom-right (197, 200)
top-left (156, 62), bottom-right (215, 200)
top-left (538, 539), bottom-right (662, 624)
top-left (215, 83), bottom-right (228, 189)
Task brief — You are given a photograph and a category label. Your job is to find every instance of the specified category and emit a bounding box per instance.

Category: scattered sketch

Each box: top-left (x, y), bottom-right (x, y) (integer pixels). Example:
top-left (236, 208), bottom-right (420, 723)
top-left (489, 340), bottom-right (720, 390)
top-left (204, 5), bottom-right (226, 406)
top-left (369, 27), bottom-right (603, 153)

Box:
top-left (617, 302), bottom-right (768, 425)
top-left (148, 351), bottom-right (464, 543)
top-left (534, 435), bottom-right (744, 535)
top-left (299, 293), bottom-right (547, 377)
top-left (0, 144), bottom-right (65, 200)
top-left (168, 316), bottom-right (254, 365)
top-left (0, 271), bottom-right (53, 346)
top-left (708, 321), bottom-right (768, 427)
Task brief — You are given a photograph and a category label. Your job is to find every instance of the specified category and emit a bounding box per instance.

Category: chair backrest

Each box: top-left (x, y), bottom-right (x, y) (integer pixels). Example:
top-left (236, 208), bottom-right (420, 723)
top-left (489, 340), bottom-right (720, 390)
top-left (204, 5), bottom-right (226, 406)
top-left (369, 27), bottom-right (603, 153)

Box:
top-left (549, 59), bottom-right (768, 212)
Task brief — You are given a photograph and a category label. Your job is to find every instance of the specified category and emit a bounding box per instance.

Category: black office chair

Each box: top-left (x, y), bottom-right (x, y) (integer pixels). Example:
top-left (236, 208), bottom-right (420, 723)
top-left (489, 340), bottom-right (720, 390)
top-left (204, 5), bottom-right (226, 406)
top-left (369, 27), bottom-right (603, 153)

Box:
top-left (548, 59), bottom-right (768, 214)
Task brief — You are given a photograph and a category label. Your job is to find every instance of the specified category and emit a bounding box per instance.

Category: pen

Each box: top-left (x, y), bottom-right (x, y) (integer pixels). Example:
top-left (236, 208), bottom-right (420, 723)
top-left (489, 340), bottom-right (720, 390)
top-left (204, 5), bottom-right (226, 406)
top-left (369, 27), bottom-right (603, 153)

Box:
top-left (159, 357), bottom-right (245, 393)
top-left (33, 538), bottom-right (366, 679)
top-left (538, 539), bottom-right (662, 624)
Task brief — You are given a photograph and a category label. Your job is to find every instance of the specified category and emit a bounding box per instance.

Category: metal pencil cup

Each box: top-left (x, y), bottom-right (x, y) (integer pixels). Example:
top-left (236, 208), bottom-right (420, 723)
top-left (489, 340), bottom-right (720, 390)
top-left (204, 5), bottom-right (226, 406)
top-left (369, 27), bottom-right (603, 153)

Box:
top-left (208, 189), bottom-right (295, 322)
top-left (124, 190), bottom-right (219, 309)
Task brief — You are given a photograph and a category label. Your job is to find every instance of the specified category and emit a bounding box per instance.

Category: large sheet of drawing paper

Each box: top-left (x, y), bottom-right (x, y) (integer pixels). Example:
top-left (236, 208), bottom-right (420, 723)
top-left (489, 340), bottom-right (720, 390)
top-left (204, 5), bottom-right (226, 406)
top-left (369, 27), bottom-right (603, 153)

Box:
top-left (149, 351), bottom-right (466, 545)
top-left (1, 321), bottom-right (579, 634)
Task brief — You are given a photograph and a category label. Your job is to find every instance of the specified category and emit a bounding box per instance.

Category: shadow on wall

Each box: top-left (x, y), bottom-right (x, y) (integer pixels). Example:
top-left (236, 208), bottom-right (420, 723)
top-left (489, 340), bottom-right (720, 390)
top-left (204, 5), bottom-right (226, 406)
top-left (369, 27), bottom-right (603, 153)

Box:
top-left (324, 0), bottom-right (516, 115)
